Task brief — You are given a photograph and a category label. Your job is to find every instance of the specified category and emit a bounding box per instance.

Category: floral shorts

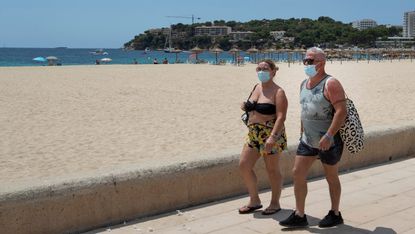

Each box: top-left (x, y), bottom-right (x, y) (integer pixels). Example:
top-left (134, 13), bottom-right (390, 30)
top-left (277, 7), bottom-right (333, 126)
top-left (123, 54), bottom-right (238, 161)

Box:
top-left (245, 120), bottom-right (287, 157)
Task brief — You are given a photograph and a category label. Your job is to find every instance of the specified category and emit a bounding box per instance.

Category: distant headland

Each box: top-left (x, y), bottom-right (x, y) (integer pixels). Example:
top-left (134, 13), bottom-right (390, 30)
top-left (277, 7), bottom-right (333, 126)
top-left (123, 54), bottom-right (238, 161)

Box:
top-left (124, 17), bottom-right (405, 51)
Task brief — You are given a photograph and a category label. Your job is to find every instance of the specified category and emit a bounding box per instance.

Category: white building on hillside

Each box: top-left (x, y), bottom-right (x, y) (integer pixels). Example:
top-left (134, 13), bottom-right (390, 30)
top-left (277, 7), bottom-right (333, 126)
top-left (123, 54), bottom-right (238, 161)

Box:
top-left (270, 31), bottom-right (286, 40)
top-left (352, 19), bottom-right (378, 30)
top-left (194, 26), bottom-right (232, 36)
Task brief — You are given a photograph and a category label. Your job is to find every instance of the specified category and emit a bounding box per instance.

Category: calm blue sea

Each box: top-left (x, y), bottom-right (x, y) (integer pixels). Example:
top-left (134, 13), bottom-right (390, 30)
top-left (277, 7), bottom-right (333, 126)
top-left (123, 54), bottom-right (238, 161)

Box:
top-left (0, 48), bottom-right (306, 67)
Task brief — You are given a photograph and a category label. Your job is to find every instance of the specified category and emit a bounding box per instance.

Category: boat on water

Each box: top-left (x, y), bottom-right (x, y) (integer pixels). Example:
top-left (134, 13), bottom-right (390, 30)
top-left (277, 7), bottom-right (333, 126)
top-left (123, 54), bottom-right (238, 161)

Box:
top-left (90, 49), bottom-right (109, 55)
top-left (164, 26), bottom-right (173, 53)
top-left (164, 48), bottom-right (174, 53)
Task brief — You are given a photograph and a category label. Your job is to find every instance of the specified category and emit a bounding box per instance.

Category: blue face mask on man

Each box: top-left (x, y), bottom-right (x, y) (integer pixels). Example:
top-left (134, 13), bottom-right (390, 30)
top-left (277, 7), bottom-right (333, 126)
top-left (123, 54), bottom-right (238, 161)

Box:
top-left (257, 71), bottom-right (271, 83)
top-left (304, 65), bottom-right (318, 77)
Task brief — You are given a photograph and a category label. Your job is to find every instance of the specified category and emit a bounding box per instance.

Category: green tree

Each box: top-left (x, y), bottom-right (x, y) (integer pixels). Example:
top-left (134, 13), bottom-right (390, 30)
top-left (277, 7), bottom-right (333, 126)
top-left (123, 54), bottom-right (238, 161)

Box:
top-left (217, 37), bottom-right (232, 50)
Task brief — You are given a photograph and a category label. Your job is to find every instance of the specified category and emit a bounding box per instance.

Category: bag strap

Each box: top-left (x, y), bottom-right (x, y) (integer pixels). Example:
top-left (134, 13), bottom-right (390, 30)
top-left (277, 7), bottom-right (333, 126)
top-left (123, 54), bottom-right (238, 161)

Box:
top-left (246, 84), bottom-right (259, 101)
top-left (323, 76), bottom-right (349, 106)
top-left (344, 93), bottom-right (349, 99)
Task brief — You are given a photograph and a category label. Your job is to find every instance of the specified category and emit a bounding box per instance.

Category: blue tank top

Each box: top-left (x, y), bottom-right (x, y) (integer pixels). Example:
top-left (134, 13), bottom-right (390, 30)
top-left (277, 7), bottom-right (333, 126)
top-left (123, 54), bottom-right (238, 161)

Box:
top-left (300, 75), bottom-right (334, 148)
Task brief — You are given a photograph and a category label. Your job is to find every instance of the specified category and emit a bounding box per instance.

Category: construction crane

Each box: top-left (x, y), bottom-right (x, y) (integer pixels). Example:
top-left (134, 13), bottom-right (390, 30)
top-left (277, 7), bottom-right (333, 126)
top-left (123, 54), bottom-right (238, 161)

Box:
top-left (166, 15), bottom-right (201, 24)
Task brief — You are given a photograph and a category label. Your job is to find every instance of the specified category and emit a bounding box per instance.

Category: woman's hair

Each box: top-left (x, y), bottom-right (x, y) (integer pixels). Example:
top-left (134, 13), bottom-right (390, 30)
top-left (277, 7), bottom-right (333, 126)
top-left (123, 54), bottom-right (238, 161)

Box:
top-left (259, 59), bottom-right (279, 71)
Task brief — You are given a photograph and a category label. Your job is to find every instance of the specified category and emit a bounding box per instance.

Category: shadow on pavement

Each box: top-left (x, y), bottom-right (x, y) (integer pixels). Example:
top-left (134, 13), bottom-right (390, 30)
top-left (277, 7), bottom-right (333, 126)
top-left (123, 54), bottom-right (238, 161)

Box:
top-left (253, 209), bottom-right (396, 234)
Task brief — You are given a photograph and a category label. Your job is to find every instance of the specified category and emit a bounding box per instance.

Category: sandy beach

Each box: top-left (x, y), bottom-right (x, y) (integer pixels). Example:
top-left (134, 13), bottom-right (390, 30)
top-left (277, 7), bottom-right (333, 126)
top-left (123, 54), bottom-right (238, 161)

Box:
top-left (1, 61), bottom-right (415, 192)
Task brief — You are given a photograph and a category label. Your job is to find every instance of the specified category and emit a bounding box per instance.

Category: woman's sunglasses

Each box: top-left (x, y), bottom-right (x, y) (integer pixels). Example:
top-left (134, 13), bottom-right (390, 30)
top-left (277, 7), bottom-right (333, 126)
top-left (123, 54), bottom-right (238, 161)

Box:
top-left (256, 67), bottom-right (270, 72)
top-left (303, 58), bottom-right (315, 65)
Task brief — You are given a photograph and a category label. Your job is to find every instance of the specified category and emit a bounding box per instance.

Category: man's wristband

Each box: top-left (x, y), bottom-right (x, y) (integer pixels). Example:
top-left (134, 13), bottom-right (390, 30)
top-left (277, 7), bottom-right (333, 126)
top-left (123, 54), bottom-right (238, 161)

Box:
top-left (324, 133), bottom-right (334, 142)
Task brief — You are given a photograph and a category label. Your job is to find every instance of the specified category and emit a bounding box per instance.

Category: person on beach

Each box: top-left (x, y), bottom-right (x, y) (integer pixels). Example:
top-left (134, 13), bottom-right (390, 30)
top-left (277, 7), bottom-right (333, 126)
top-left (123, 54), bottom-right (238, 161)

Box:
top-left (279, 47), bottom-right (347, 228)
top-left (239, 59), bottom-right (288, 215)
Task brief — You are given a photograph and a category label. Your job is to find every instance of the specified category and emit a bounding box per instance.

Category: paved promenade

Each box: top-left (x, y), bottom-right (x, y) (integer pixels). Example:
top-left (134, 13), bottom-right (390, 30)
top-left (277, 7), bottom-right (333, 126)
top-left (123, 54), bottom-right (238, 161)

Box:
top-left (86, 157), bottom-right (415, 234)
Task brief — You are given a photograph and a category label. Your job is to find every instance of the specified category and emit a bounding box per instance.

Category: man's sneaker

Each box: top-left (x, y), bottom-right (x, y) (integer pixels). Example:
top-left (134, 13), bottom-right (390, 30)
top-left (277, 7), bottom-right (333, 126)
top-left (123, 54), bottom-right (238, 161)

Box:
top-left (279, 211), bottom-right (308, 227)
top-left (318, 210), bottom-right (344, 228)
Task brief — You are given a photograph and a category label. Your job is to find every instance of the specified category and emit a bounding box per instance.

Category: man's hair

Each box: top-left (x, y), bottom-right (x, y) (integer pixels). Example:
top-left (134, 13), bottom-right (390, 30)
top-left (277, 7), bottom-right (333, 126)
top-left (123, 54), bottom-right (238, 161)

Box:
top-left (307, 47), bottom-right (326, 61)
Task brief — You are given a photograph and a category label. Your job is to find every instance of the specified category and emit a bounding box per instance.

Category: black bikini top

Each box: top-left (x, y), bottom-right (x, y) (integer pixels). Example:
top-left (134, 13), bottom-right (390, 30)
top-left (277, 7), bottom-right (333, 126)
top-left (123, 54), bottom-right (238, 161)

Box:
top-left (244, 100), bottom-right (276, 115)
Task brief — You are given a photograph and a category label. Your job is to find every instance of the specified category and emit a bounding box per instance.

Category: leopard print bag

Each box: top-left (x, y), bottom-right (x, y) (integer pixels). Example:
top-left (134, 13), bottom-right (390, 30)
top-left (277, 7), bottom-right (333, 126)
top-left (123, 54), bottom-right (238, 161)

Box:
top-left (339, 98), bottom-right (364, 154)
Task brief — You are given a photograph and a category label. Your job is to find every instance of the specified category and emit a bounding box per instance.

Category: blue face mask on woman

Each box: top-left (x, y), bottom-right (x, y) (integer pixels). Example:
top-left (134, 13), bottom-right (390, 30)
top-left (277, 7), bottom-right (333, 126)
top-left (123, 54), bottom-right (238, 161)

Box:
top-left (304, 65), bottom-right (317, 77)
top-left (257, 71), bottom-right (271, 82)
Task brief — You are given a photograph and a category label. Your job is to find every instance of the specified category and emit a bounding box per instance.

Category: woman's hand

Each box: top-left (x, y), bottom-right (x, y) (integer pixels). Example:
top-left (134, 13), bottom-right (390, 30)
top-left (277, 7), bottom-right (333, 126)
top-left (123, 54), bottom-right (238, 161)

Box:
top-left (241, 102), bottom-right (246, 111)
top-left (265, 137), bottom-right (275, 154)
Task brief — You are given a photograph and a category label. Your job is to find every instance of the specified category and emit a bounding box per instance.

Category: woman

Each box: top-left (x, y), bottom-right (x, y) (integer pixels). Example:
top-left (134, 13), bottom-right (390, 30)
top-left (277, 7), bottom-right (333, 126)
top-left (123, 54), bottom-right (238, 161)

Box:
top-left (238, 59), bottom-right (288, 215)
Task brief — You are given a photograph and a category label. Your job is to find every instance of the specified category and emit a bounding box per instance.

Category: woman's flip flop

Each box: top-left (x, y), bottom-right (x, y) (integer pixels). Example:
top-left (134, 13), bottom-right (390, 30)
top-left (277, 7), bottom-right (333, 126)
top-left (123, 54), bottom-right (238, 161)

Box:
top-left (238, 205), bottom-right (263, 214)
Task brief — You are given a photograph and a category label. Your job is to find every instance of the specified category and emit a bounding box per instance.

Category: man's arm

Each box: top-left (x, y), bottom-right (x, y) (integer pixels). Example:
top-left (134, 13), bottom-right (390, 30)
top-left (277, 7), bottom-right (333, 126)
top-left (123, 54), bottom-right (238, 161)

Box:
top-left (325, 78), bottom-right (347, 136)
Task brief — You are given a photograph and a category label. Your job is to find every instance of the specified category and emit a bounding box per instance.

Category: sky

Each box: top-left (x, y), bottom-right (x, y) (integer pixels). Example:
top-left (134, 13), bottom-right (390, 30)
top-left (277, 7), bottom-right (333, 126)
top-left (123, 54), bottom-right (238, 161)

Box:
top-left (1, 0), bottom-right (414, 48)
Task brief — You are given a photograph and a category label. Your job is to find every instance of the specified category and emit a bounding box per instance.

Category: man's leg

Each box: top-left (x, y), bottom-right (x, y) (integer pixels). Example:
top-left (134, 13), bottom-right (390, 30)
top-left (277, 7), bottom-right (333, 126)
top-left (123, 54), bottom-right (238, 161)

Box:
top-left (318, 162), bottom-right (344, 228)
top-left (292, 155), bottom-right (316, 216)
top-left (322, 163), bottom-right (341, 213)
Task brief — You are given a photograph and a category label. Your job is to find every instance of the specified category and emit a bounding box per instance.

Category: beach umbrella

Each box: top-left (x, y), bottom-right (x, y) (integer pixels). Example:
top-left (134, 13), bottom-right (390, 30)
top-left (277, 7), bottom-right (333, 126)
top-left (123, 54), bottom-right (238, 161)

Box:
top-left (46, 56), bottom-right (58, 60)
top-left (100, 58), bottom-right (112, 63)
top-left (264, 48), bottom-right (277, 60)
top-left (46, 56), bottom-right (59, 66)
top-left (293, 48), bottom-right (306, 63)
top-left (246, 47), bottom-right (259, 63)
top-left (276, 48), bottom-right (289, 62)
top-left (190, 46), bottom-right (204, 61)
top-left (283, 49), bottom-right (297, 67)
top-left (229, 47), bottom-right (241, 65)
top-left (246, 47), bottom-right (259, 53)
top-left (33, 57), bottom-right (47, 62)
top-left (209, 46), bottom-right (223, 65)
top-left (228, 47), bottom-right (241, 53)
top-left (265, 48), bottom-right (277, 53)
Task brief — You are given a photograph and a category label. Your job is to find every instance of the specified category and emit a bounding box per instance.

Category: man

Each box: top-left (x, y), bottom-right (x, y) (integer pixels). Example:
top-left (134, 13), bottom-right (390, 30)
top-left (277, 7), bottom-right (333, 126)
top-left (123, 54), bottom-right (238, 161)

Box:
top-left (280, 47), bottom-right (347, 228)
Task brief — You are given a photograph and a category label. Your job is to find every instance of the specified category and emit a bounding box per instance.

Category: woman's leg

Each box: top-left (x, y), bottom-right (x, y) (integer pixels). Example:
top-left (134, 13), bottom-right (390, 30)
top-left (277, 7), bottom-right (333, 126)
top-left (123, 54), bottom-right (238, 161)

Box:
top-left (263, 153), bottom-right (282, 210)
top-left (239, 144), bottom-right (261, 207)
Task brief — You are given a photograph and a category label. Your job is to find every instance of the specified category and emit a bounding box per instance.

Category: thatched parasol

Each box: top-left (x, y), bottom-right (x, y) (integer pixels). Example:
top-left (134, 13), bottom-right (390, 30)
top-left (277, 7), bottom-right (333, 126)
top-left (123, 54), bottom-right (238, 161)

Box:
top-left (190, 46), bottom-right (204, 61)
top-left (264, 48), bottom-right (277, 60)
top-left (229, 47), bottom-right (241, 65)
top-left (246, 47), bottom-right (260, 63)
top-left (210, 46), bottom-right (223, 65)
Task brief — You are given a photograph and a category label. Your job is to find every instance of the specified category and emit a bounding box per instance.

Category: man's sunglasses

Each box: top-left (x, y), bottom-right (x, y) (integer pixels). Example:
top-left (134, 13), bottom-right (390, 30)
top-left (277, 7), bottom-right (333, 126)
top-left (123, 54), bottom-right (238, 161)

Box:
top-left (303, 58), bottom-right (315, 65)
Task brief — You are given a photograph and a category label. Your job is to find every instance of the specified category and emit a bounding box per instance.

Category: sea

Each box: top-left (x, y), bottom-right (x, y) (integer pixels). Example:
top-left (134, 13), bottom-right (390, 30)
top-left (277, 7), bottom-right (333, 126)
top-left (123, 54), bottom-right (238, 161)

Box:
top-left (0, 48), bottom-right (305, 67)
